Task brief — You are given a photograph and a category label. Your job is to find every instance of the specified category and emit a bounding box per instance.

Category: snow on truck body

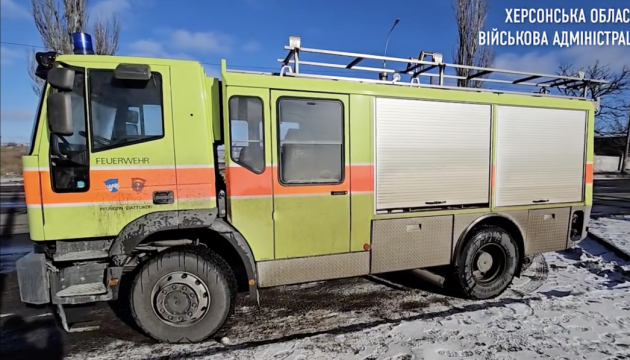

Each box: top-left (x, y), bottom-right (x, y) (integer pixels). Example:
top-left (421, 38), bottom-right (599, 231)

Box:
top-left (16, 33), bottom-right (604, 342)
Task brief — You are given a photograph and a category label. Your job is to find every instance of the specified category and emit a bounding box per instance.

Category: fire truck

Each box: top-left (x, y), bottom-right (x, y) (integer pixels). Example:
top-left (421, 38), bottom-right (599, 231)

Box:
top-left (17, 32), bottom-right (604, 343)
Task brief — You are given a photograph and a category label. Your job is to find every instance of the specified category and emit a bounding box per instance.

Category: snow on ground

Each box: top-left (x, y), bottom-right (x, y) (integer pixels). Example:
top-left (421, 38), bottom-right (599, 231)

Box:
top-left (590, 215), bottom-right (630, 259)
top-left (65, 236), bottom-right (630, 360)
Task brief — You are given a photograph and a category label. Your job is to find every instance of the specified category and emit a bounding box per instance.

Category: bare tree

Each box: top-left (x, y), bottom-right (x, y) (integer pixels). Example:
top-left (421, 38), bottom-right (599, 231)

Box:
top-left (27, 0), bottom-right (121, 96)
top-left (452, 0), bottom-right (495, 88)
top-left (558, 62), bottom-right (630, 135)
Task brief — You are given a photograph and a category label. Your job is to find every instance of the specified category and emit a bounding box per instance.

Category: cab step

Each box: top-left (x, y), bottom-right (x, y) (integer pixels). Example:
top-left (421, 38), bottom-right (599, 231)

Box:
top-left (56, 283), bottom-right (107, 298)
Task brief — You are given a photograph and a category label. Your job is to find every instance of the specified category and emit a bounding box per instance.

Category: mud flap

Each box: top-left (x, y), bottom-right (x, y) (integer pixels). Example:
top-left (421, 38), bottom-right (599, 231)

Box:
top-left (16, 252), bottom-right (50, 305)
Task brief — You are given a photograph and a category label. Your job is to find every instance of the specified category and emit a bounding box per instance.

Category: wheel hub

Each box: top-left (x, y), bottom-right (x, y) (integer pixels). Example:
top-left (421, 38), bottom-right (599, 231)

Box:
top-left (151, 271), bottom-right (210, 327)
top-left (472, 243), bottom-right (507, 284)
top-left (476, 252), bottom-right (493, 273)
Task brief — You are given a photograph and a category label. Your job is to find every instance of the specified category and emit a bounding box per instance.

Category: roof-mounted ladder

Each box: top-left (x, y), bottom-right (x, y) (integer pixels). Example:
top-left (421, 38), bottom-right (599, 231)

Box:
top-left (277, 35), bottom-right (608, 100)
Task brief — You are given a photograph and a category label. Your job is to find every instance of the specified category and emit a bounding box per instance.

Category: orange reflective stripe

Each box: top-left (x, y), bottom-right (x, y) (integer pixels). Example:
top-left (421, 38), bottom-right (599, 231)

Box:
top-left (226, 166), bottom-right (272, 197)
top-left (585, 162), bottom-right (593, 185)
top-left (272, 166), bottom-right (349, 196)
top-left (23, 166), bottom-right (215, 206)
top-left (226, 164), bottom-right (374, 197)
top-left (23, 169), bottom-right (42, 206)
top-left (350, 164), bottom-right (373, 193)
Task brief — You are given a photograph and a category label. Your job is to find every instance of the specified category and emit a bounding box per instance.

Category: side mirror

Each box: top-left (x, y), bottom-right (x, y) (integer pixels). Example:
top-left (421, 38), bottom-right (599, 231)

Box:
top-left (47, 92), bottom-right (73, 136)
top-left (47, 67), bottom-right (75, 91)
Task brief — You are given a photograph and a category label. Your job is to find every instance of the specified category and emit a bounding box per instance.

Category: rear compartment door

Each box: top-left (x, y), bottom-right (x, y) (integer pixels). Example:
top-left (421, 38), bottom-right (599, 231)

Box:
top-left (42, 64), bottom-right (177, 239)
top-left (270, 90), bottom-right (351, 259)
top-left (494, 106), bottom-right (587, 207)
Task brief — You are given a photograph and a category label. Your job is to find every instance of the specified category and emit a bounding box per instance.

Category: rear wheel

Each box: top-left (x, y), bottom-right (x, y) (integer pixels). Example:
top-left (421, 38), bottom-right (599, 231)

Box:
top-left (130, 246), bottom-right (237, 343)
top-left (453, 225), bottom-right (519, 300)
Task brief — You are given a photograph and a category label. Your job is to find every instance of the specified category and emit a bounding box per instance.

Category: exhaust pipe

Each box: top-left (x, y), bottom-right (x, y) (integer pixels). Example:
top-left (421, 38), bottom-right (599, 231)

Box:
top-left (410, 268), bottom-right (446, 288)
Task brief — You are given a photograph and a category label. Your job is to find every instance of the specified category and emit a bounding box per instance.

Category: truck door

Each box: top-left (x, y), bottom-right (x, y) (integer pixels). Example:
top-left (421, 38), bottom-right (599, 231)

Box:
top-left (270, 91), bottom-right (350, 259)
top-left (41, 65), bottom-right (177, 239)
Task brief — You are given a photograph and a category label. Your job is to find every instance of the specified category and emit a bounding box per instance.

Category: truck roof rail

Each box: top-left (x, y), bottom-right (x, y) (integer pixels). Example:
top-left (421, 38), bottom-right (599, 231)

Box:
top-left (274, 35), bottom-right (608, 100)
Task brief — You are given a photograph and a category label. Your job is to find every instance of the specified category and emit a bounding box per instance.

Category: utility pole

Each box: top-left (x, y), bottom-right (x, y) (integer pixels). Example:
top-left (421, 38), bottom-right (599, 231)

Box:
top-left (622, 108), bottom-right (630, 173)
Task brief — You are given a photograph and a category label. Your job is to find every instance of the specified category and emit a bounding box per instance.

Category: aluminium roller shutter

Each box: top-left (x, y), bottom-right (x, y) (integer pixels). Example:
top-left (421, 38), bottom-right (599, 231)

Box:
top-left (495, 105), bottom-right (587, 207)
top-left (374, 97), bottom-right (492, 211)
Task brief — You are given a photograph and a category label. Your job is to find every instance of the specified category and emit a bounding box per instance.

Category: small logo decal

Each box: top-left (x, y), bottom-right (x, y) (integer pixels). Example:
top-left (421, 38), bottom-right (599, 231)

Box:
top-left (104, 179), bottom-right (119, 193)
top-left (131, 178), bottom-right (146, 192)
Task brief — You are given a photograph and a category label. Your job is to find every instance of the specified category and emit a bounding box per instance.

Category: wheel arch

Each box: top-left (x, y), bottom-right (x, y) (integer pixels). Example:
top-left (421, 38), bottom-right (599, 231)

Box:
top-left (453, 213), bottom-right (526, 276)
top-left (110, 209), bottom-right (259, 304)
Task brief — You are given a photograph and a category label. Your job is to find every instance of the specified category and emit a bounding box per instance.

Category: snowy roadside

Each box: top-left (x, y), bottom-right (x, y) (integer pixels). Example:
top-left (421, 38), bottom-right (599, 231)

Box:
top-left (63, 236), bottom-right (630, 360)
top-left (589, 215), bottom-right (630, 259)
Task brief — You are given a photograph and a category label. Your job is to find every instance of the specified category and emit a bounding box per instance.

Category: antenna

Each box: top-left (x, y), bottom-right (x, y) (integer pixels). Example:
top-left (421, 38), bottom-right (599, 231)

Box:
top-left (380, 18), bottom-right (400, 81)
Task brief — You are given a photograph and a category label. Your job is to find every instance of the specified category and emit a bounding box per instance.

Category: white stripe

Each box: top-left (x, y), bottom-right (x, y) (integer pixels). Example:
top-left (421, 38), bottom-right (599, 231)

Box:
top-left (176, 165), bottom-right (214, 169)
top-left (91, 165), bottom-right (175, 170)
top-left (274, 193), bottom-right (337, 198)
top-left (40, 198), bottom-right (216, 208)
top-left (179, 197), bottom-right (216, 202)
top-left (43, 200), bottom-right (154, 208)
top-left (226, 163), bottom-right (274, 168)
top-left (23, 165), bottom-right (215, 172)
top-left (0, 313), bottom-right (13, 318)
top-left (230, 195), bottom-right (270, 200)
top-left (226, 163), bottom-right (372, 168)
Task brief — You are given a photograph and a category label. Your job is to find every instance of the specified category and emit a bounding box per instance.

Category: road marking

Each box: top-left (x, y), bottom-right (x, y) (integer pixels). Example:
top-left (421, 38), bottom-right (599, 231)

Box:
top-left (29, 312), bottom-right (53, 319)
top-left (0, 312), bottom-right (53, 319)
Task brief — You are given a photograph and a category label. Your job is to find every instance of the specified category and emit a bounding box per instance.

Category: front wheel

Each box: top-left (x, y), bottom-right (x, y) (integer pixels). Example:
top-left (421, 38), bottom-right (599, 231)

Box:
top-left (453, 225), bottom-right (519, 300)
top-left (130, 246), bottom-right (237, 343)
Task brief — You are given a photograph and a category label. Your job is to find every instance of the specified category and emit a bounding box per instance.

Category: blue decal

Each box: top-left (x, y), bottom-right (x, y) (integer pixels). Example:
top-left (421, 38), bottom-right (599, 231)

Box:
top-left (104, 178), bottom-right (119, 193)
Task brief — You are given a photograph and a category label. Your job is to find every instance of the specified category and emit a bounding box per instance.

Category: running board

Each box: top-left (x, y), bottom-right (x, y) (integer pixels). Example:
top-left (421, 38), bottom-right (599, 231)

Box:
top-left (56, 283), bottom-right (107, 298)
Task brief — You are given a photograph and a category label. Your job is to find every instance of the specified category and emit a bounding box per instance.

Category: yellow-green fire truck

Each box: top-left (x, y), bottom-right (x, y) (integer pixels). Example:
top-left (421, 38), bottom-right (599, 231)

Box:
top-left (17, 33), bottom-right (604, 343)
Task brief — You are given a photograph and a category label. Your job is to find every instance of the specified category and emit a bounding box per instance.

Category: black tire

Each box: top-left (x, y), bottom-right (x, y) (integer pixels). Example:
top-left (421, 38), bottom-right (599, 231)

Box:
top-left (130, 246), bottom-right (237, 343)
top-left (453, 225), bottom-right (519, 300)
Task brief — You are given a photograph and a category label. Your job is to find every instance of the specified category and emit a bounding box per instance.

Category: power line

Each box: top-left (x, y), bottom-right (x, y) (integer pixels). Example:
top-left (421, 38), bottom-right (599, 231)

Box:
top-left (0, 40), bottom-right (279, 71)
top-left (0, 40), bottom-right (351, 75)
top-left (1, 41), bottom-right (44, 48)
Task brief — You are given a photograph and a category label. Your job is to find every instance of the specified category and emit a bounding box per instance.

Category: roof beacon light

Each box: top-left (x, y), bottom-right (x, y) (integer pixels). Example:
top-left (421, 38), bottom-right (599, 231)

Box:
top-left (72, 32), bottom-right (95, 55)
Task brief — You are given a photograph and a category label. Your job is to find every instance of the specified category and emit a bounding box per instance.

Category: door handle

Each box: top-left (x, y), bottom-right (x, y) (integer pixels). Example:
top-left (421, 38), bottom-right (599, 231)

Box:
top-left (331, 191), bottom-right (348, 196)
top-left (153, 191), bottom-right (174, 205)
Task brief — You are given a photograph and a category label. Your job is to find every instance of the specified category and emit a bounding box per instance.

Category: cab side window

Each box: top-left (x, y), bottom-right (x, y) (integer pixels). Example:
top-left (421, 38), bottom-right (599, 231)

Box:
top-left (277, 98), bottom-right (344, 184)
top-left (88, 70), bottom-right (164, 152)
top-left (228, 96), bottom-right (265, 174)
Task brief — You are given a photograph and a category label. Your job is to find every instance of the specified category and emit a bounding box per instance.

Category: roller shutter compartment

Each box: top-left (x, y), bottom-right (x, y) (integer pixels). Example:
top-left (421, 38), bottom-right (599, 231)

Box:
top-left (374, 97), bottom-right (492, 211)
top-left (495, 105), bottom-right (587, 207)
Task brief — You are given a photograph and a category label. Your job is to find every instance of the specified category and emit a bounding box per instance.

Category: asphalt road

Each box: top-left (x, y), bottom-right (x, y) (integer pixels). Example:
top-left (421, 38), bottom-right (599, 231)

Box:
top-left (592, 179), bottom-right (630, 217)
